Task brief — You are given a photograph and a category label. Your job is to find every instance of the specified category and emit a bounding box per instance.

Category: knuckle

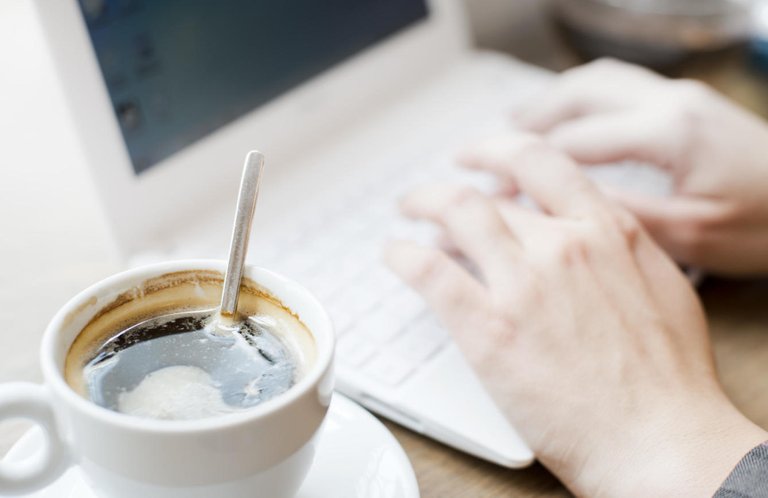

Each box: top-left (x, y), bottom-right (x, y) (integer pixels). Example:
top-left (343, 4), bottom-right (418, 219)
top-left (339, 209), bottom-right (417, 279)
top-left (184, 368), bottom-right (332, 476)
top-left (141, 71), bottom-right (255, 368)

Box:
top-left (672, 79), bottom-right (715, 110)
top-left (544, 228), bottom-right (596, 266)
top-left (610, 210), bottom-right (643, 248)
top-left (409, 250), bottom-right (446, 287)
top-left (470, 313), bottom-right (517, 364)
top-left (565, 57), bottom-right (624, 80)
top-left (509, 135), bottom-right (553, 163)
top-left (661, 104), bottom-right (701, 167)
top-left (450, 186), bottom-right (482, 207)
top-left (669, 104), bottom-right (699, 134)
top-left (588, 57), bottom-right (625, 71)
top-left (568, 173), bottom-right (598, 197)
top-left (440, 187), bottom-right (483, 221)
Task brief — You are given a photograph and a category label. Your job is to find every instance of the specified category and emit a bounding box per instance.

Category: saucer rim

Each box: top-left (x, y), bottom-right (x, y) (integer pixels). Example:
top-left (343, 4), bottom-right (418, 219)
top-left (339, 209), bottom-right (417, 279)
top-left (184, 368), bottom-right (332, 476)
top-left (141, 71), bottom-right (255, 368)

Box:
top-left (3, 393), bottom-right (420, 498)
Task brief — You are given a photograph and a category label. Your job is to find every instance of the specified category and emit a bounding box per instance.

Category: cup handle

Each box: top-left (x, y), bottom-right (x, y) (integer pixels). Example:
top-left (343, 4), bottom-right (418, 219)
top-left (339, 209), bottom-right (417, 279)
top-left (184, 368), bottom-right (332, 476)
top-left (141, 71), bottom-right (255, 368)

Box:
top-left (0, 383), bottom-right (70, 495)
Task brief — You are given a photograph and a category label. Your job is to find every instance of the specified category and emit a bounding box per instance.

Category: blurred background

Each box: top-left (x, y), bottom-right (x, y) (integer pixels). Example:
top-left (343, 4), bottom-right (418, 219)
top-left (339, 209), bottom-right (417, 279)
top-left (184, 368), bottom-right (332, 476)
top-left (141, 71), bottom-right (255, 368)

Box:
top-left (471, 0), bottom-right (768, 116)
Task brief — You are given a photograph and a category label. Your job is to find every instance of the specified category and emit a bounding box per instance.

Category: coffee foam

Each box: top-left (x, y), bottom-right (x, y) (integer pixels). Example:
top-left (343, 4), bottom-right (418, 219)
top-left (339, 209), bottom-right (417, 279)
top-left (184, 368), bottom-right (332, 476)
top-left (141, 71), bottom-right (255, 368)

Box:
top-left (65, 270), bottom-right (316, 400)
top-left (117, 365), bottom-right (236, 420)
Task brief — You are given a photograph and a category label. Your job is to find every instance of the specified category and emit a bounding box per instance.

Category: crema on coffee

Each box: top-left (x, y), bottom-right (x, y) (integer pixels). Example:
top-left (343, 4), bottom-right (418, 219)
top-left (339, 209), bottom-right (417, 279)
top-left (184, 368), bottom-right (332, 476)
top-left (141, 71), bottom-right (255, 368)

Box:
top-left (65, 271), bottom-right (316, 420)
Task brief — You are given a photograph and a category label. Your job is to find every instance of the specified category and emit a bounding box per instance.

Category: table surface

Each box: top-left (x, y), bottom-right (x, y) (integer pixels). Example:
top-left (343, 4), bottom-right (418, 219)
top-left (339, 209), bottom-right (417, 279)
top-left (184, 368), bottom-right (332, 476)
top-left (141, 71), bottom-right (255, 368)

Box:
top-left (2, 4), bottom-right (768, 498)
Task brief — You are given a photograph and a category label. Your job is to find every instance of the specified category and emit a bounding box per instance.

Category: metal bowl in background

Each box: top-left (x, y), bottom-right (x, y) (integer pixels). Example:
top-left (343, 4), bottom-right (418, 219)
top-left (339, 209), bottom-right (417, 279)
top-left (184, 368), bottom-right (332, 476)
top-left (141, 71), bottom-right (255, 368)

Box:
top-left (553, 0), bottom-right (753, 67)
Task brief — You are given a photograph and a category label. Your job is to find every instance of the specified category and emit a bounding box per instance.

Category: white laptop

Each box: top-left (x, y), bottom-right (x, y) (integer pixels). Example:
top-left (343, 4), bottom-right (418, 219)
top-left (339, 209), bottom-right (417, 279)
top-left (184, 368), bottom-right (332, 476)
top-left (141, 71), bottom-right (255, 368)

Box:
top-left (33, 0), bottom-right (673, 468)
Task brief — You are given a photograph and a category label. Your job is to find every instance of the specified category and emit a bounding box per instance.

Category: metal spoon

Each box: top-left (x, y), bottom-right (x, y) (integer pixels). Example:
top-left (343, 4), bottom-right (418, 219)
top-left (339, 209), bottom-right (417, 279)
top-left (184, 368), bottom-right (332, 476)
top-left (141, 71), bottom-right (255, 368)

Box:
top-left (89, 152), bottom-right (266, 403)
top-left (218, 150), bottom-right (265, 326)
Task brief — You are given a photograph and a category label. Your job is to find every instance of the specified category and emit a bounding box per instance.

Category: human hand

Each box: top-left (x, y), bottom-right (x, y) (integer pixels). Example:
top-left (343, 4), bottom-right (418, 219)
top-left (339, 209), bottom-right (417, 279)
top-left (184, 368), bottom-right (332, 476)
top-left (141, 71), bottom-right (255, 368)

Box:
top-left (513, 58), bottom-right (768, 276)
top-left (384, 135), bottom-right (767, 497)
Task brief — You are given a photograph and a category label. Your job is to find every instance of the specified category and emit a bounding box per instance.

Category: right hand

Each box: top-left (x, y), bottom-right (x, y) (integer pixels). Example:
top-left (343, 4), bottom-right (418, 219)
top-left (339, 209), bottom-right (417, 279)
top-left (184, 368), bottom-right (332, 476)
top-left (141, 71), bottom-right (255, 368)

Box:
top-left (385, 135), bottom-right (768, 497)
top-left (513, 58), bottom-right (768, 276)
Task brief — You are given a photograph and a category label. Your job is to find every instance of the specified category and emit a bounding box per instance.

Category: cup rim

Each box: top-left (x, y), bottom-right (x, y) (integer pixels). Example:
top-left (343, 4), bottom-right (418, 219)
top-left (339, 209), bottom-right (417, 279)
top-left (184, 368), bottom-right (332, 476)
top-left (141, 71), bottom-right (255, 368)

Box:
top-left (40, 259), bottom-right (334, 433)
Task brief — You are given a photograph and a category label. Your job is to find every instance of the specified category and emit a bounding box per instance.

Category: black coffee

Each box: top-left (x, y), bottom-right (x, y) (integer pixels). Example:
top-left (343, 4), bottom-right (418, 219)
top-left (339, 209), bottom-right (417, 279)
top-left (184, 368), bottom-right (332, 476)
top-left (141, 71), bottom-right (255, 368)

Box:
top-left (64, 271), bottom-right (316, 421)
top-left (81, 310), bottom-right (297, 419)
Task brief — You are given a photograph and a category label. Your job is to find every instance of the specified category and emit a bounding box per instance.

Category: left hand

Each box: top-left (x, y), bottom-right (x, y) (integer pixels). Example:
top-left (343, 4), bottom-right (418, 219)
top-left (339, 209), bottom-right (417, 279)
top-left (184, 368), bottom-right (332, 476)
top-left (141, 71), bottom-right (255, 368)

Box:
top-left (511, 58), bottom-right (768, 276)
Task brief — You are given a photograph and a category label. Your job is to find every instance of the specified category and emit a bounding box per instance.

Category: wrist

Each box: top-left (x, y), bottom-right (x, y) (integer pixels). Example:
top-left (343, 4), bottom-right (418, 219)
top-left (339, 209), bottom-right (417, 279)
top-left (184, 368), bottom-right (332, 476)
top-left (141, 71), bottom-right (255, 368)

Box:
top-left (551, 392), bottom-right (768, 498)
top-left (609, 396), bottom-right (767, 498)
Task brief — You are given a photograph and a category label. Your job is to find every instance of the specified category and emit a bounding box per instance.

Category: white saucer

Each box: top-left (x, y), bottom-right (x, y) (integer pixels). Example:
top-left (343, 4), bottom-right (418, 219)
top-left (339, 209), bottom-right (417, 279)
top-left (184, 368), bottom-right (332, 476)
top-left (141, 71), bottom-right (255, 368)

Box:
top-left (3, 394), bottom-right (420, 498)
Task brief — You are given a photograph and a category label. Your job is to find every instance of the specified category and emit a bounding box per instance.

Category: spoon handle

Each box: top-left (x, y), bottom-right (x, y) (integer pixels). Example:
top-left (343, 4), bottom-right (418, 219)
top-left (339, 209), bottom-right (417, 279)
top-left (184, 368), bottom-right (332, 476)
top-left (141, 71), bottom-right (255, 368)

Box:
top-left (220, 151), bottom-right (265, 318)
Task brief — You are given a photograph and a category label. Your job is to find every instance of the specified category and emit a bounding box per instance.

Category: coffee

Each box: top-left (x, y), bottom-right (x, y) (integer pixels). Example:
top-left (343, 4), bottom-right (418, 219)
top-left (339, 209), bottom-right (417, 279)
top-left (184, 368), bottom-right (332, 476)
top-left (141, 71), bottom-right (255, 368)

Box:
top-left (65, 270), bottom-right (316, 420)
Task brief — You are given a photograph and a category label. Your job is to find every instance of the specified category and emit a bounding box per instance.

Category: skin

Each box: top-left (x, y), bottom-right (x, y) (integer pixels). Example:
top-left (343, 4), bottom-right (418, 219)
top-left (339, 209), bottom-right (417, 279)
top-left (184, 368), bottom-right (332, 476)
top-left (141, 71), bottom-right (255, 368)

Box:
top-left (512, 58), bottom-right (768, 276)
top-left (383, 133), bottom-right (768, 496)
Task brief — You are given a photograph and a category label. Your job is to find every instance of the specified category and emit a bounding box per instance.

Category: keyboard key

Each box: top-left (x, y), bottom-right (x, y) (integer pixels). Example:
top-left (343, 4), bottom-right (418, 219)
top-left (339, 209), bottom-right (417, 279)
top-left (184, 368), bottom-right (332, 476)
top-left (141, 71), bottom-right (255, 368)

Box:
top-left (337, 333), bottom-right (379, 367)
top-left (390, 316), bottom-right (449, 364)
top-left (354, 317), bottom-right (407, 347)
top-left (360, 266), bottom-right (401, 294)
top-left (389, 221), bottom-right (439, 245)
top-left (304, 250), bottom-right (375, 301)
top-left (360, 315), bottom-right (449, 386)
top-left (336, 217), bottom-right (370, 237)
top-left (353, 290), bottom-right (425, 345)
top-left (332, 285), bottom-right (383, 319)
top-left (418, 315), bottom-right (451, 343)
top-left (304, 264), bottom-right (349, 300)
top-left (362, 352), bottom-right (417, 386)
top-left (325, 299), bottom-right (356, 335)
top-left (337, 253), bottom-right (375, 281)
top-left (385, 289), bottom-right (426, 323)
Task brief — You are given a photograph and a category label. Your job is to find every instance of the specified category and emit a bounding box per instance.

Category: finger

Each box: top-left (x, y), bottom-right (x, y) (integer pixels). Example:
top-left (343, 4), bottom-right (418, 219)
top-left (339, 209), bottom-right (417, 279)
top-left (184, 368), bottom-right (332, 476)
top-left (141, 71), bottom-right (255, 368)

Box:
top-left (546, 112), bottom-right (681, 169)
top-left (604, 188), bottom-right (724, 266)
top-left (494, 178), bottom-right (519, 197)
top-left (512, 58), bottom-right (664, 132)
top-left (511, 83), bottom-right (587, 133)
top-left (493, 199), bottom-right (549, 242)
top-left (383, 241), bottom-right (490, 332)
top-left (460, 134), bottom-right (610, 218)
top-left (614, 214), bottom-right (711, 356)
top-left (400, 184), bottom-right (520, 281)
top-left (635, 227), bottom-right (706, 323)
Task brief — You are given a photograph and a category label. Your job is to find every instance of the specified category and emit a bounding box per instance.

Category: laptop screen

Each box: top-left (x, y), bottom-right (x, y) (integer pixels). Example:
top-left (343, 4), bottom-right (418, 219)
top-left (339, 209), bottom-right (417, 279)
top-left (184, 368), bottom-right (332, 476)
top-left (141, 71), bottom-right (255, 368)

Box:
top-left (77, 0), bottom-right (429, 175)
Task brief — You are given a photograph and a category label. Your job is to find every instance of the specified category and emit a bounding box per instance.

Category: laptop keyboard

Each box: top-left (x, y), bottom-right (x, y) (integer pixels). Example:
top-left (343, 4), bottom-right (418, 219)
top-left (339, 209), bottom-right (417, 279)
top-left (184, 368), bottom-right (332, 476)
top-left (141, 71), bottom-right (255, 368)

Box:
top-left (259, 146), bottom-right (465, 387)
top-left (256, 116), bottom-right (674, 389)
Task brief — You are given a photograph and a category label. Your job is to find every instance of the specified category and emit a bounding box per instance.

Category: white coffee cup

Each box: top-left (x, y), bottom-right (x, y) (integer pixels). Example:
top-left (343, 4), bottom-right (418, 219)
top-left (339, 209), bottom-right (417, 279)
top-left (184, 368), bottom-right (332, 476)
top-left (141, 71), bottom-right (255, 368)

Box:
top-left (0, 260), bottom-right (335, 497)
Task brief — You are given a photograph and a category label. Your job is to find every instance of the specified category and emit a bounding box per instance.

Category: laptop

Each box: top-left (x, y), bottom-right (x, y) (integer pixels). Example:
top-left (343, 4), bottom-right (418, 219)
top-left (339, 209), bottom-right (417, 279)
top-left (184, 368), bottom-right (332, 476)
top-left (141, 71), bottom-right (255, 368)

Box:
top-left (33, 0), bottom-right (673, 468)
